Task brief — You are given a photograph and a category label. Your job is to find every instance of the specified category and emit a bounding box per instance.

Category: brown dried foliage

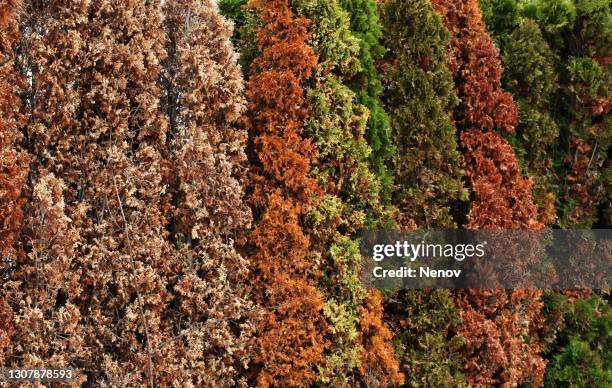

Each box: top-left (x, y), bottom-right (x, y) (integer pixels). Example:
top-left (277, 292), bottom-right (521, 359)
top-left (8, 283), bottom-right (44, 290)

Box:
top-left (0, 0), bottom-right (27, 264)
top-left (157, 0), bottom-right (256, 385)
top-left (3, 1), bottom-right (173, 385)
top-left (1, 1), bottom-right (256, 386)
top-left (0, 0), bottom-right (27, 366)
top-left (243, 0), bottom-right (330, 386)
top-left (431, 0), bottom-right (518, 133)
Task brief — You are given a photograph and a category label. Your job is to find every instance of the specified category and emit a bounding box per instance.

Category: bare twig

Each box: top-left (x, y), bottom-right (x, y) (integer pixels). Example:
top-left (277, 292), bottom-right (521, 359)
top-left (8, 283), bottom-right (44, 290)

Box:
top-left (587, 141), bottom-right (598, 170)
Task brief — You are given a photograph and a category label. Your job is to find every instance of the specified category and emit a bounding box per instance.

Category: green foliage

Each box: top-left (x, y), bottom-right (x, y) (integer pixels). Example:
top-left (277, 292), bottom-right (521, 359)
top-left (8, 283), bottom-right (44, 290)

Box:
top-left (532, 0), bottom-right (577, 34)
top-left (387, 290), bottom-right (467, 387)
top-left (502, 18), bottom-right (560, 224)
top-left (557, 56), bottom-right (610, 227)
top-left (382, 0), bottom-right (466, 229)
top-left (339, 0), bottom-right (395, 204)
top-left (503, 19), bottom-right (558, 104)
top-left (566, 56), bottom-right (607, 104)
top-left (218, 0), bottom-right (259, 76)
top-left (485, 0), bottom-right (610, 227)
top-left (543, 294), bottom-right (612, 387)
top-left (218, 0), bottom-right (247, 29)
top-left (380, 1), bottom-right (467, 386)
top-left (479, 0), bottom-right (522, 47)
top-left (570, 0), bottom-right (612, 60)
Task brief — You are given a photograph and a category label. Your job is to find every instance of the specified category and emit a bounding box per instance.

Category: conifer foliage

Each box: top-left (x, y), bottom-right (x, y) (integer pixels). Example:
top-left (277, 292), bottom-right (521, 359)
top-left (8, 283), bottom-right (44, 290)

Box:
top-left (291, 0), bottom-right (401, 385)
top-left (431, 0), bottom-right (547, 385)
top-left (3, 1), bottom-right (172, 385)
top-left (501, 19), bottom-right (559, 225)
top-left (0, 0), bottom-right (27, 364)
top-left (242, 0), bottom-right (330, 385)
top-left (481, 2), bottom-right (611, 386)
top-left (0, 0), bottom-right (27, 267)
top-left (432, 0), bottom-right (518, 134)
top-left (339, 0), bottom-right (395, 203)
top-left (0, 0), bottom-right (608, 386)
top-left (380, 1), bottom-right (467, 386)
top-left (160, 1), bottom-right (255, 385)
top-left (382, 0), bottom-right (465, 230)
top-left (1, 1), bottom-right (255, 386)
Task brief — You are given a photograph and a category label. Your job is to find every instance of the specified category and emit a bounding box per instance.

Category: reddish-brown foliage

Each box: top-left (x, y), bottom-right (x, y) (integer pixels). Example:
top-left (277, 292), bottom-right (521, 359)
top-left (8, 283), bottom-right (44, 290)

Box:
top-left (461, 130), bottom-right (542, 230)
top-left (244, 0), bottom-right (330, 385)
top-left (431, 0), bottom-right (518, 133)
top-left (0, 0), bottom-right (27, 263)
top-left (430, 1), bottom-right (546, 385)
top-left (454, 129), bottom-right (546, 386)
top-left (455, 288), bottom-right (546, 387)
top-left (561, 133), bottom-right (608, 227)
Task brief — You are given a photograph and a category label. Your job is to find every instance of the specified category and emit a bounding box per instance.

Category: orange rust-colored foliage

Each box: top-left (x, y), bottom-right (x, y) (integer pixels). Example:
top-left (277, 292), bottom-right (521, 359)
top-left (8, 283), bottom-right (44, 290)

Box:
top-left (357, 290), bottom-right (405, 386)
top-left (431, 0), bottom-right (518, 133)
top-left (244, 0), bottom-right (330, 386)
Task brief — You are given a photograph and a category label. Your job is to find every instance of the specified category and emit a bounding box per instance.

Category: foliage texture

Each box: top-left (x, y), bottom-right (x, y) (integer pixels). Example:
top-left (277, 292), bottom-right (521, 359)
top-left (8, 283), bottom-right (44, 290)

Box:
top-left (242, 1), bottom-right (330, 386)
top-left (1, 1), bottom-right (254, 386)
top-left (380, 1), bottom-right (467, 386)
top-left (339, 0), bottom-right (395, 203)
top-left (431, 1), bottom-right (547, 386)
top-left (292, 0), bottom-right (402, 385)
top-left (0, 0), bottom-right (27, 270)
top-left (382, 0), bottom-right (466, 230)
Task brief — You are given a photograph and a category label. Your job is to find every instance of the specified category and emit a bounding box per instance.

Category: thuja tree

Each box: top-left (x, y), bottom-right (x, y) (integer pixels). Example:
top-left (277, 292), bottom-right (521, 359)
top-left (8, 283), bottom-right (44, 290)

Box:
top-left (382, 0), bottom-right (466, 230)
top-left (0, 1), bottom-right (88, 383)
top-left (2, 0), bottom-right (256, 385)
top-left (519, 3), bottom-right (611, 385)
top-left (0, 0), bottom-right (28, 363)
top-left (380, 1), bottom-right (467, 386)
top-left (527, 0), bottom-right (611, 228)
top-left (338, 0), bottom-right (395, 203)
top-left (159, 1), bottom-right (256, 385)
top-left (432, 0), bottom-right (518, 134)
top-left (432, 0), bottom-right (547, 386)
top-left (478, 0), bottom-right (522, 48)
top-left (482, 0), bottom-right (611, 228)
top-left (243, 0), bottom-right (330, 385)
top-left (455, 131), bottom-right (548, 386)
top-left (500, 18), bottom-right (560, 225)
top-left (4, 1), bottom-right (177, 385)
top-left (0, 0), bottom-right (27, 266)
top-left (291, 0), bottom-right (402, 385)
top-left (218, 0), bottom-right (259, 76)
